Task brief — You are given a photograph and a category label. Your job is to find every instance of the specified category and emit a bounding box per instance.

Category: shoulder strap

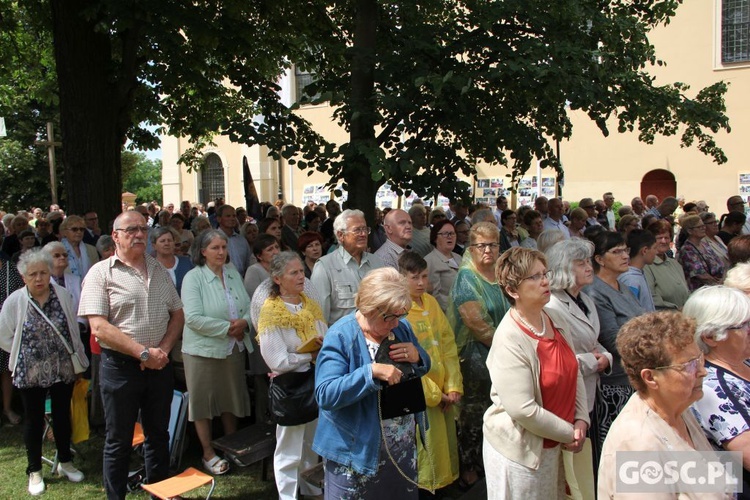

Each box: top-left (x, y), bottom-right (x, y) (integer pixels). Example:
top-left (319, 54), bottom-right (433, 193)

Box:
top-left (27, 292), bottom-right (74, 355)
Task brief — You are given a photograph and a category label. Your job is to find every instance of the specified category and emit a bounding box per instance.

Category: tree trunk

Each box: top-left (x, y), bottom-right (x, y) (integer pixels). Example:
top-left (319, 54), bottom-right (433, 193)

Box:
top-left (345, 0), bottom-right (379, 226)
top-left (49, 0), bottom-right (130, 231)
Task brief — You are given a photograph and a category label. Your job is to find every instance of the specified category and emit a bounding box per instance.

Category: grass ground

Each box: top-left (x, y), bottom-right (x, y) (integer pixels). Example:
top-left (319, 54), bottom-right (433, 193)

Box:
top-left (0, 420), bottom-right (279, 499)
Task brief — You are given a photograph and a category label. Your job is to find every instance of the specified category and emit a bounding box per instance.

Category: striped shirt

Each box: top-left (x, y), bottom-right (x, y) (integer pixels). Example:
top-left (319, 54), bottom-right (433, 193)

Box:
top-left (78, 253), bottom-right (183, 349)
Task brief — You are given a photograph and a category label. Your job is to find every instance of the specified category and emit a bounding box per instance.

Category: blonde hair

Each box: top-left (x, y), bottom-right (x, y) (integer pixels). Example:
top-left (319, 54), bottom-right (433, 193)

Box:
top-left (60, 215), bottom-right (84, 232)
top-left (355, 267), bottom-right (411, 316)
top-left (469, 221), bottom-right (499, 245)
top-left (495, 247), bottom-right (547, 305)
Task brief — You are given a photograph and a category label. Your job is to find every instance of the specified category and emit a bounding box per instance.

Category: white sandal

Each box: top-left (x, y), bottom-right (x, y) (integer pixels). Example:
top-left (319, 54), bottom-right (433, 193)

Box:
top-left (202, 455), bottom-right (229, 475)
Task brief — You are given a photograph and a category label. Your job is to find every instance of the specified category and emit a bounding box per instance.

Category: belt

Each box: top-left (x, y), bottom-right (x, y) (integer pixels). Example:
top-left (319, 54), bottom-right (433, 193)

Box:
top-left (101, 348), bottom-right (139, 364)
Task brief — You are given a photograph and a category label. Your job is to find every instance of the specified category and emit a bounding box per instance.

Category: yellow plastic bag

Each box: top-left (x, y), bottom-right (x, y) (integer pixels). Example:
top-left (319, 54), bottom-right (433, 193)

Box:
top-left (563, 438), bottom-right (595, 500)
top-left (70, 378), bottom-right (90, 444)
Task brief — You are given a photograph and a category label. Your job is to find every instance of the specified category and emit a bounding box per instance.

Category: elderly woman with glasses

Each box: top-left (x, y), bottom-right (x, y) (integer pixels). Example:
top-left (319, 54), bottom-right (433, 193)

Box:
top-left (484, 247), bottom-right (588, 499)
top-left (678, 214), bottom-right (725, 291)
top-left (0, 249), bottom-right (88, 495)
top-left (598, 311), bottom-right (722, 499)
top-left (685, 286), bottom-right (750, 489)
top-left (59, 215), bottom-right (99, 280)
top-left (424, 220), bottom-right (461, 312)
top-left (447, 221), bottom-right (510, 488)
top-left (313, 267), bottom-right (430, 499)
top-left (586, 231), bottom-right (644, 457)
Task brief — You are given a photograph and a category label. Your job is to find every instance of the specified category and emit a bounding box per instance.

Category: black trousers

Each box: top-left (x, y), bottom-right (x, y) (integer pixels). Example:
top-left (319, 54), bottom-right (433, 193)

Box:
top-left (100, 349), bottom-right (173, 500)
top-left (19, 381), bottom-right (75, 474)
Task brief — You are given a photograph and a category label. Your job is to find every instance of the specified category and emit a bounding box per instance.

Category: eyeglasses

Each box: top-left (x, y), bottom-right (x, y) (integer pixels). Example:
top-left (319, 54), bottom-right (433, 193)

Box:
top-left (437, 231), bottom-right (456, 238)
top-left (607, 247), bottom-right (630, 256)
top-left (115, 225), bottom-right (149, 235)
top-left (522, 270), bottom-right (554, 282)
top-left (379, 308), bottom-right (408, 322)
top-left (705, 220), bottom-right (718, 225)
top-left (344, 226), bottom-right (371, 235)
top-left (690, 225), bottom-right (706, 230)
top-left (654, 354), bottom-right (704, 377)
top-left (470, 243), bottom-right (500, 252)
top-left (726, 321), bottom-right (750, 332)
top-left (52, 253), bottom-right (68, 258)
top-left (68, 227), bottom-right (85, 232)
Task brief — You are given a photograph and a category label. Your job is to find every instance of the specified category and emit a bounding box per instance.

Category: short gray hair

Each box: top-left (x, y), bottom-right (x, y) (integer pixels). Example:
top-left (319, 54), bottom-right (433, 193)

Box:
top-left (408, 204), bottom-right (425, 217)
top-left (333, 209), bottom-right (365, 237)
top-left (281, 203), bottom-right (298, 216)
top-left (471, 208), bottom-right (494, 226)
top-left (269, 251), bottom-right (304, 297)
top-left (725, 262), bottom-right (750, 294)
top-left (43, 241), bottom-right (66, 255)
top-left (682, 285), bottom-right (750, 353)
top-left (189, 229), bottom-right (228, 267)
top-left (150, 226), bottom-right (179, 246)
top-left (191, 215), bottom-right (211, 234)
top-left (537, 230), bottom-right (566, 255)
top-left (547, 239), bottom-right (594, 291)
top-left (17, 247), bottom-right (53, 276)
top-left (96, 235), bottom-right (115, 255)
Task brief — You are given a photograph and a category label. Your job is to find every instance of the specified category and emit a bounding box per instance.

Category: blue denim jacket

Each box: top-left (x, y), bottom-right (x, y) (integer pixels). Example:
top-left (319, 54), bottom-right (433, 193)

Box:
top-left (312, 313), bottom-right (430, 476)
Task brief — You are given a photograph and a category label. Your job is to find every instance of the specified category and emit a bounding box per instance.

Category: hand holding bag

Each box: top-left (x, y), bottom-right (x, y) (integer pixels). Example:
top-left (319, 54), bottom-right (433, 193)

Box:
top-left (375, 335), bottom-right (426, 420)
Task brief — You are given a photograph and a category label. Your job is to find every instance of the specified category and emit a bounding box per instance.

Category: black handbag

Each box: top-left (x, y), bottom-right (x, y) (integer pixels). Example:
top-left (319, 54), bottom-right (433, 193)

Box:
top-left (375, 337), bottom-right (426, 420)
top-left (268, 367), bottom-right (318, 426)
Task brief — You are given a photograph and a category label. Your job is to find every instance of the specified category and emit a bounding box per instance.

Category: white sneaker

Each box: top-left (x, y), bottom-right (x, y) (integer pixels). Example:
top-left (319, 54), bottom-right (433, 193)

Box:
top-left (28, 471), bottom-right (45, 496)
top-left (55, 461), bottom-right (84, 482)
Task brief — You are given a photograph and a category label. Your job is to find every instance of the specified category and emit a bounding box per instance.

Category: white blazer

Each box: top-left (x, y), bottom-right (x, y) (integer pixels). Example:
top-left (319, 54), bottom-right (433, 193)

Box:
top-left (545, 289), bottom-right (612, 413)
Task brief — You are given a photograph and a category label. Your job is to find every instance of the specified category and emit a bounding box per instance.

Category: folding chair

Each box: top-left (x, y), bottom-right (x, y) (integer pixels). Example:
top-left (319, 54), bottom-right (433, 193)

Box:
top-left (127, 390), bottom-right (189, 492)
top-left (140, 467), bottom-right (215, 500)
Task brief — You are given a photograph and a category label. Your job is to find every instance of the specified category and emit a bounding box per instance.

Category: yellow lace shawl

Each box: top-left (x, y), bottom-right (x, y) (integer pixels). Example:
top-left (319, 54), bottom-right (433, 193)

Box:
top-left (257, 293), bottom-right (325, 343)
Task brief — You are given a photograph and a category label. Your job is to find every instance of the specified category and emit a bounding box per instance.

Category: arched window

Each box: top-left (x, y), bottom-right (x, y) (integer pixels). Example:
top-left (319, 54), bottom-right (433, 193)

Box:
top-left (200, 153), bottom-right (225, 205)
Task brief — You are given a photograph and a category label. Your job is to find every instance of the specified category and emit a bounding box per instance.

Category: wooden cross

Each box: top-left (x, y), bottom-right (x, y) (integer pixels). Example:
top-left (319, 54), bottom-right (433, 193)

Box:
top-left (34, 122), bottom-right (61, 204)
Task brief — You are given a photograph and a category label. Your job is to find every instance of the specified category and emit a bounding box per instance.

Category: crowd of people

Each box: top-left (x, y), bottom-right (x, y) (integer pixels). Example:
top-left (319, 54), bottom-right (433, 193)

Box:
top-left (0, 191), bottom-right (750, 499)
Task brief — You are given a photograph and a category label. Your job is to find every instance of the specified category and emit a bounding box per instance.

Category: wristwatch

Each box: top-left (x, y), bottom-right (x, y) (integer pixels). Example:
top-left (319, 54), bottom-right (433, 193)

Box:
top-left (139, 348), bottom-right (150, 362)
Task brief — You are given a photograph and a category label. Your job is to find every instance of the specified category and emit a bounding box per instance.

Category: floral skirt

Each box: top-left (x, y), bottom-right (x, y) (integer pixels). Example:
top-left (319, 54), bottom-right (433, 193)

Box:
top-left (324, 415), bottom-right (418, 500)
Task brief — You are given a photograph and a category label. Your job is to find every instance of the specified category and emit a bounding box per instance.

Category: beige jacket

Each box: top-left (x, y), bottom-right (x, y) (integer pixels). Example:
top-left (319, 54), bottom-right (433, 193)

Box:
top-left (483, 307), bottom-right (589, 469)
top-left (598, 394), bottom-right (731, 500)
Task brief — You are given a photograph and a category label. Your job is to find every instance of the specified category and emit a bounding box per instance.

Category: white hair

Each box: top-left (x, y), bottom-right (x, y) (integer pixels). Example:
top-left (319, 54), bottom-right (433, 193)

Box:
top-left (725, 263), bottom-right (750, 294)
top-left (547, 239), bottom-right (594, 291)
top-left (333, 209), bottom-right (365, 236)
top-left (683, 285), bottom-right (750, 353)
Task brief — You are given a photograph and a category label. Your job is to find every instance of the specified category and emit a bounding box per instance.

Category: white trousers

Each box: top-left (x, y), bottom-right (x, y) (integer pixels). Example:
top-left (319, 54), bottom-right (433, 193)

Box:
top-left (274, 419), bottom-right (321, 499)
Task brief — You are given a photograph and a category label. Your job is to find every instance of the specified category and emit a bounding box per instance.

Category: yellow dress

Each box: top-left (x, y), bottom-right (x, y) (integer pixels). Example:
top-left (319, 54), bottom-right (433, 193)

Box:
top-left (406, 293), bottom-right (464, 490)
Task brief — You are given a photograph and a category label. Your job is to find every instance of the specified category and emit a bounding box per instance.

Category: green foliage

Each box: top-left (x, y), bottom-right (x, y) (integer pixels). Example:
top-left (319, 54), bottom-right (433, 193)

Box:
top-left (284, 0), bottom-right (729, 209)
top-left (0, 138), bottom-right (53, 211)
top-left (121, 151), bottom-right (162, 205)
top-left (0, 0), bottom-right (60, 212)
top-left (0, 0), bottom-right (730, 225)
